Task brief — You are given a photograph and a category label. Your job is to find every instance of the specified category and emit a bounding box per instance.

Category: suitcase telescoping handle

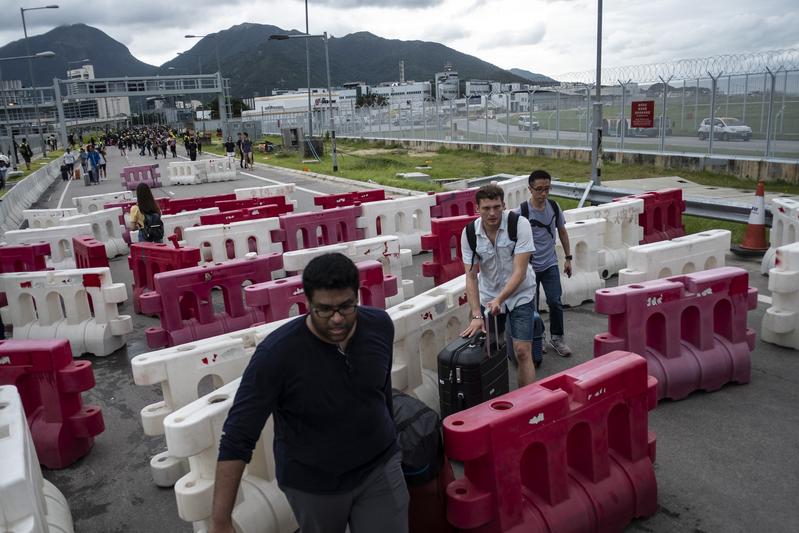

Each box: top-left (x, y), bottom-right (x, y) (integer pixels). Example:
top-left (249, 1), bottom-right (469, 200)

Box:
top-left (483, 308), bottom-right (500, 358)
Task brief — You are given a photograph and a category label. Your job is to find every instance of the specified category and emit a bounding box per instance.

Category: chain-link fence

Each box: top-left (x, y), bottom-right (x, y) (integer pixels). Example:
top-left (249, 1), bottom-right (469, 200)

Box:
top-left (254, 51), bottom-right (799, 162)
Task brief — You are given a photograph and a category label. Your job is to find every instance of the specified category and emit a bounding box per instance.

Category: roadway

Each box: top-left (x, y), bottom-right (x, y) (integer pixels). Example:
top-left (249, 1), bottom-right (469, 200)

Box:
top-left (26, 146), bottom-right (799, 533)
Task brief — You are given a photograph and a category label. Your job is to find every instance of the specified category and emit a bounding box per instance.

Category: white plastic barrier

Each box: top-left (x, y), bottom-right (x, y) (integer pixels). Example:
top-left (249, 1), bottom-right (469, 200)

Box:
top-left (282, 235), bottom-right (414, 306)
top-left (168, 160), bottom-right (208, 185)
top-left (762, 197), bottom-right (799, 275)
top-left (131, 324), bottom-right (286, 487)
top-left (557, 218), bottom-right (607, 307)
top-left (163, 208), bottom-right (220, 242)
top-left (618, 229), bottom-right (731, 285)
top-left (762, 241), bottom-right (799, 350)
top-left (72, 190), bottom-right (134, 213)
top-left (1, 223), bottom-right (92, 269)
top-left (235, 184), bottom-right (296, 202)
top-left (0, 385), bottom-right (75, 533)
top-left (0, 156), bottom-right (62, 236)
top-left (357, 195), bottom-right (436, 254)
top-left (494, 174), bottom-right (529, 208)
top-left (183, 217), bottom-right (284, 264)
top-left (60, 208), bottom-right (128, 258)
top-left (564, 198), bottom-right (644, 279)
top-left (23, 208), bottom-right (79, 229)
top-left (0, 267), bottom-right (133, 357)
top-left (205, 158), bottom-right (238, 183)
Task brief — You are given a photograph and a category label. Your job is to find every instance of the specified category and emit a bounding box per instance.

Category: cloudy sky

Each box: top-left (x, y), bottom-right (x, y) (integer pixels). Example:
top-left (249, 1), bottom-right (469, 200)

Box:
top-left (2, 0), bottom-right (797, 77)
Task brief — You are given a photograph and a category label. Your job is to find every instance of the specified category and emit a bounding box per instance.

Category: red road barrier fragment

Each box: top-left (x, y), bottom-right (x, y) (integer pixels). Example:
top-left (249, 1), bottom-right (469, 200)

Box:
top-left (140, 253), bottom-right (283, 348)
top-left (421, 215), bottom-right (477, 285)
top-left (128, 242), bottom-right (202, 315)
top-left (616, 188), bottom-right (686, 244)
top-left (0, 242), bottom-right (51, 307)
top-left (72, 235), bottom-right (110, 269)
top-left (244, 260), bottom-right (398, 323)
top-left (594, 266), bottom-right (757, 401)
top-left (0, 339), bottom-right (104, 469)
top-left (278, 206), bottom-right (364, 252)
top-left (214, 195), bottom-right (291, 213)
top-left (429, 188), bottom-right (478, 218)
top-left (199, 203), bottom-right (294, 225)
top-left (443, 350), bottom-right (658, 533)
top-left (163, 193), bottom-right (237, 215)
top-left (314, 190), bottom-right (387, 209)
top-left (120, 164), bottom-right (162, 190)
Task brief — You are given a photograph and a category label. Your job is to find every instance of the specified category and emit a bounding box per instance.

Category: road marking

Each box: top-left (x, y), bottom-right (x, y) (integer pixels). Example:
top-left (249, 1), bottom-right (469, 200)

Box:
top-left (758, 294), bottom-right (772, 305)
top-left (56, 177), bottom-right (72, 208)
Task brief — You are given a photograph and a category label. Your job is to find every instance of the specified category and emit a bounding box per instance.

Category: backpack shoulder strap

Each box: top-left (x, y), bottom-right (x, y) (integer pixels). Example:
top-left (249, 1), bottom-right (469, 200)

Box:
top-left (520, 201), bottom-right (529, 221)
top-left (465, 220), bottom-right (480, 271)
top-left (507, 210), bottom-right (519, 242)
top-left (548, 198), bottom-right (561, 224)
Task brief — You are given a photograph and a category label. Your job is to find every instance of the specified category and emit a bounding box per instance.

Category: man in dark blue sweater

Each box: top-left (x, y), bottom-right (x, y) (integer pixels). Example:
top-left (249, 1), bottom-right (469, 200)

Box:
top-left (211, 253), bottom-right (407, 533)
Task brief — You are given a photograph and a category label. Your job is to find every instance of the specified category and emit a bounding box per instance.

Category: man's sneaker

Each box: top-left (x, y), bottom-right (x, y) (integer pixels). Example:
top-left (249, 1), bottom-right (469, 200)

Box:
top-left (549, 336), bottom-right (572, 357)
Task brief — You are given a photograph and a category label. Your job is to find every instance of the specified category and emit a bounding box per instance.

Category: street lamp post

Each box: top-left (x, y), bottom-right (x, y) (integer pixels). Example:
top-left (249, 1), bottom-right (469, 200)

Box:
top-left (269, 32), bottom-right (338, 172)
top-left (0, 50), bottom-right (55, 158)
top-left (21, 4), bottom-right (59, 157)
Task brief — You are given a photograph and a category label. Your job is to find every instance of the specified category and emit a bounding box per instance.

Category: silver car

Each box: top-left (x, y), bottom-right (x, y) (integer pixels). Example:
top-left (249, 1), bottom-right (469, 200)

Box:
top-left (698, 117), bottom-right (752, 141)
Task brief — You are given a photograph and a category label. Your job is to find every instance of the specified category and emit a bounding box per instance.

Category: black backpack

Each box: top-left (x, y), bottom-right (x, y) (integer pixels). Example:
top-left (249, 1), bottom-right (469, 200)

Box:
top-left (142, 211), bottom-right (164, 242)
top-left (392, 389), bottom-right (443, 486)
top-left (520, 199), bottom-right (561, 240)
top-left (464, 210), bottom-right (521, 270)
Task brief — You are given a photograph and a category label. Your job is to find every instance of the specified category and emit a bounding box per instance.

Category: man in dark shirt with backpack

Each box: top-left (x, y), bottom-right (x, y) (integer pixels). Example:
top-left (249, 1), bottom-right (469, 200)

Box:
top-left (518, 169), bottom-right (573, 361)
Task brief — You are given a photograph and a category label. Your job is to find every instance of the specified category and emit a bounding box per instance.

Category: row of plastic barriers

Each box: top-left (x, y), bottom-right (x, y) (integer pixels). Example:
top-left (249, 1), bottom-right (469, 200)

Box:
top-left (166, 159), bottom-right (238, 185)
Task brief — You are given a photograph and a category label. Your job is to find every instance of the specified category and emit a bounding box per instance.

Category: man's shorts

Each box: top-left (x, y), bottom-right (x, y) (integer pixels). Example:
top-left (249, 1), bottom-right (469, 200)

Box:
top-left (482, 300), bottom-right (534, 344)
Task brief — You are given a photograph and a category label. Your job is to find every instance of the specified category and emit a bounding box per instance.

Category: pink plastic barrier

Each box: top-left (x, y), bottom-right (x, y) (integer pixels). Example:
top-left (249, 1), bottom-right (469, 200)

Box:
top-left (421, 215), bottom-right (476, 285)
top-left (443, 351), bottom-right (657, 532)
top-left (140, 253), bottom-right (284, 348)
top-left (164, 193), bottom-right (236, 215)
top-left (0, 242), bottom-right (51, 307)
top-left (429, 188), bottom-right (478, 218)
top-left (314, 190), bottom-right (386, 209)
top-left (120, 164), bottom-right (162, 191)
top-left (199, 203), bottom-right (294, 225)
top-left (214, 195), bottom-right (290, 212)
top-left (277, 206), bottom-right (364, 252)
top-left (594, 266), bottom-right (757, 401)
top-left (0, 339), bottom-right (104, 469)
top-left (244, 260), bottom-right (398, 323)
top-left (128, 241), bottom-right (202, 315)
top-left (72, 235), bottom-right (110, 269)
top-left (616, 188), bottom-right (686, 244)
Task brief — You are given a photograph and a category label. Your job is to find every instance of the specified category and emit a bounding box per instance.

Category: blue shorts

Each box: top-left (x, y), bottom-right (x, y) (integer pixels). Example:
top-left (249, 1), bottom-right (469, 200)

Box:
top-left (482, 300), bottom-right (534, 343)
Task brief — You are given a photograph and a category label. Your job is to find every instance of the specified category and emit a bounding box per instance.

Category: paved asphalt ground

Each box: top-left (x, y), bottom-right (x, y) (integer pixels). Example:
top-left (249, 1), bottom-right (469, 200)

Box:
top-left (23, 146), bottom-right (799, 532)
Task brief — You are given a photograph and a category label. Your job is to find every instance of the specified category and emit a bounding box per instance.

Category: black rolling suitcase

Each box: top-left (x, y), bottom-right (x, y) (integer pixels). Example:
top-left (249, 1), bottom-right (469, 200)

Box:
top-left (437, 312), bottom-right (510, 418)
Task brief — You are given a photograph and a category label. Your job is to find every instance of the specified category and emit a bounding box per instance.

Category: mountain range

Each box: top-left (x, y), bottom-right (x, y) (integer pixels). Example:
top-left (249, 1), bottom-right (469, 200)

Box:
top-left (0, 23), bottom-right (555, 97)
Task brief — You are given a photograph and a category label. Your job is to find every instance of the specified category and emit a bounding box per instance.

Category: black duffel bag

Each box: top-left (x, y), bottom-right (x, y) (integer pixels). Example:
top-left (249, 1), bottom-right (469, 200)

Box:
top-left (392, 389), bottom-right (443, 486)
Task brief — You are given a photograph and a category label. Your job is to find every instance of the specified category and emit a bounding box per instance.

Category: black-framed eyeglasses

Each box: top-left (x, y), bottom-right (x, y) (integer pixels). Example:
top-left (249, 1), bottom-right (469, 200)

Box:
top-left (311, 302), bottom-right (358, 319)
top-left (530, 186), bottom-right (551, 193)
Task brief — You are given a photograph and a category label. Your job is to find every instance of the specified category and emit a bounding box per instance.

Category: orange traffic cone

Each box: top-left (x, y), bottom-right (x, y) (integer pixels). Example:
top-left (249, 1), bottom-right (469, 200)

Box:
top-left (732, 181), bottom-right (769, 257)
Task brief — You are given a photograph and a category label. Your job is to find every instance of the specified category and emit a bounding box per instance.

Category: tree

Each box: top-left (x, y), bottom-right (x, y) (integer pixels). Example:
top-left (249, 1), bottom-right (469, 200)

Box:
top-left (355, 94), bottom-right (388, 108)
top-left (203, 97), bottom-right (252, 119)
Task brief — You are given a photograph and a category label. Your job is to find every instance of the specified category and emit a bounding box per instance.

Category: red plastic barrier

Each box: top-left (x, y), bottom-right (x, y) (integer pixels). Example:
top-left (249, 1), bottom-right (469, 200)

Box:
top-left (278, 206), bottom-right (364, 252)
top-left (244, 260), bottom-right (398, 323)
top-left (421, 215), bottom-right (477, 285)
top-left (0, 242), bottom-right (50, 307)
top-left (429, 188), bottom-right (478, 218)
top-left (141, 253), bottom-right (284, 348)
top-left (72, 235), bottom-right (110, 269)
top-left (128, 242), bottom-right (202, 315)
top-left (314, 189), bottom-right (386, 209)
top-left (0, 339), bottom-right (104, 469)
top-left (120, 164), bottom-right (162, 190)
top-left (616, 188), bottom-right (686, 244)
top-left (443, 351), bottom-right (658, 533)
top-left (199, 203), bottom-right (294, 225)
top-left (215, 195), bottom-right (290, 212)
top-left (594, 266), bottom-right (757, 401)
top-left (163, 193), bottom-right (237, 215)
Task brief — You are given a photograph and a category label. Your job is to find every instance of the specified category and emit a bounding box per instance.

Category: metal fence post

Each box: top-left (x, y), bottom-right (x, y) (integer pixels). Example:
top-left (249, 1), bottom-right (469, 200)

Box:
top-left (449, 98), bottom-right (454, 140)
top-left (725, 74), bottom-right (731, 117)
top-left (779, 70), bottom-right (788, 134)
top-left (618, 79), bottom-right (630, 152)
top-left (505, 93), bottom-right (510, 144)
top-left (680, 79), bottom-right (686, 131)
top-left (708, 71), bottom-right (721, 156)
top-left (742, 74), bottom-right (749, 124)
top-left (465, 97), bottom-right (469, 142)
top-left (759, 73), bottom-right (767, 134)
top-left (659, 75), bottom-right (673, 152)
top-left (556, 88), bottom-right (561, 146)
top-left (764, 67), bottom-right (778, 157)
top-left (484, 96), bottom-right (489, 145)
top-left (528, 90), bottom-right (534, 145)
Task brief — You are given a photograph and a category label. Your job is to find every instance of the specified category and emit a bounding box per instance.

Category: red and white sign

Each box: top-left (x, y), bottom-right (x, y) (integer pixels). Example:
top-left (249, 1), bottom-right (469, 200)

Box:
top-left (631, 100), bottom-right (655, 128)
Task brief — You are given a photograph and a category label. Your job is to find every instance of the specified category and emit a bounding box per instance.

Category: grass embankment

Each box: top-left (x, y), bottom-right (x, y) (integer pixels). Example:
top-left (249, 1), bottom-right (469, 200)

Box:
top-left (205, 136), bottom-right (799, 243)
top-left (1, 150), bottom-right (64, 199)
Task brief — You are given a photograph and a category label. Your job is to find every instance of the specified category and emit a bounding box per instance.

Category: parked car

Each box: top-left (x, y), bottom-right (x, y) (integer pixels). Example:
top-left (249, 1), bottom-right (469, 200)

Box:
top-left (518, 115), bottom-right (540, 131)
top-left (697, 117), bottom-right (752, 141)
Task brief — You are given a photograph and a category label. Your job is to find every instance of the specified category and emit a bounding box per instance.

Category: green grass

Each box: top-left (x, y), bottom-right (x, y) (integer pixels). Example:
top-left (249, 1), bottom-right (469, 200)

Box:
top-left (1, 150), bottom-right (64, 199)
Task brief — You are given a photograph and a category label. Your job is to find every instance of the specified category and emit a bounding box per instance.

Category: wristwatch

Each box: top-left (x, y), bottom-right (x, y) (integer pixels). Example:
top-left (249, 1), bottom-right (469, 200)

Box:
top-left (471, 315), bottom-right (483, 320)
top-left (565, 255), bottom-right (573, 260)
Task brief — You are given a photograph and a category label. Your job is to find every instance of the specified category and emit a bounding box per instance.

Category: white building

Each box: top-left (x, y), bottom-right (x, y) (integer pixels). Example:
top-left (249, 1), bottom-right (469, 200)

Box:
top-left (435, 65), bottom-right (459, 100)
top-left (370, 81), bottom-right (431, 105)
top-left (66, 65), bottom-right (130, 120)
